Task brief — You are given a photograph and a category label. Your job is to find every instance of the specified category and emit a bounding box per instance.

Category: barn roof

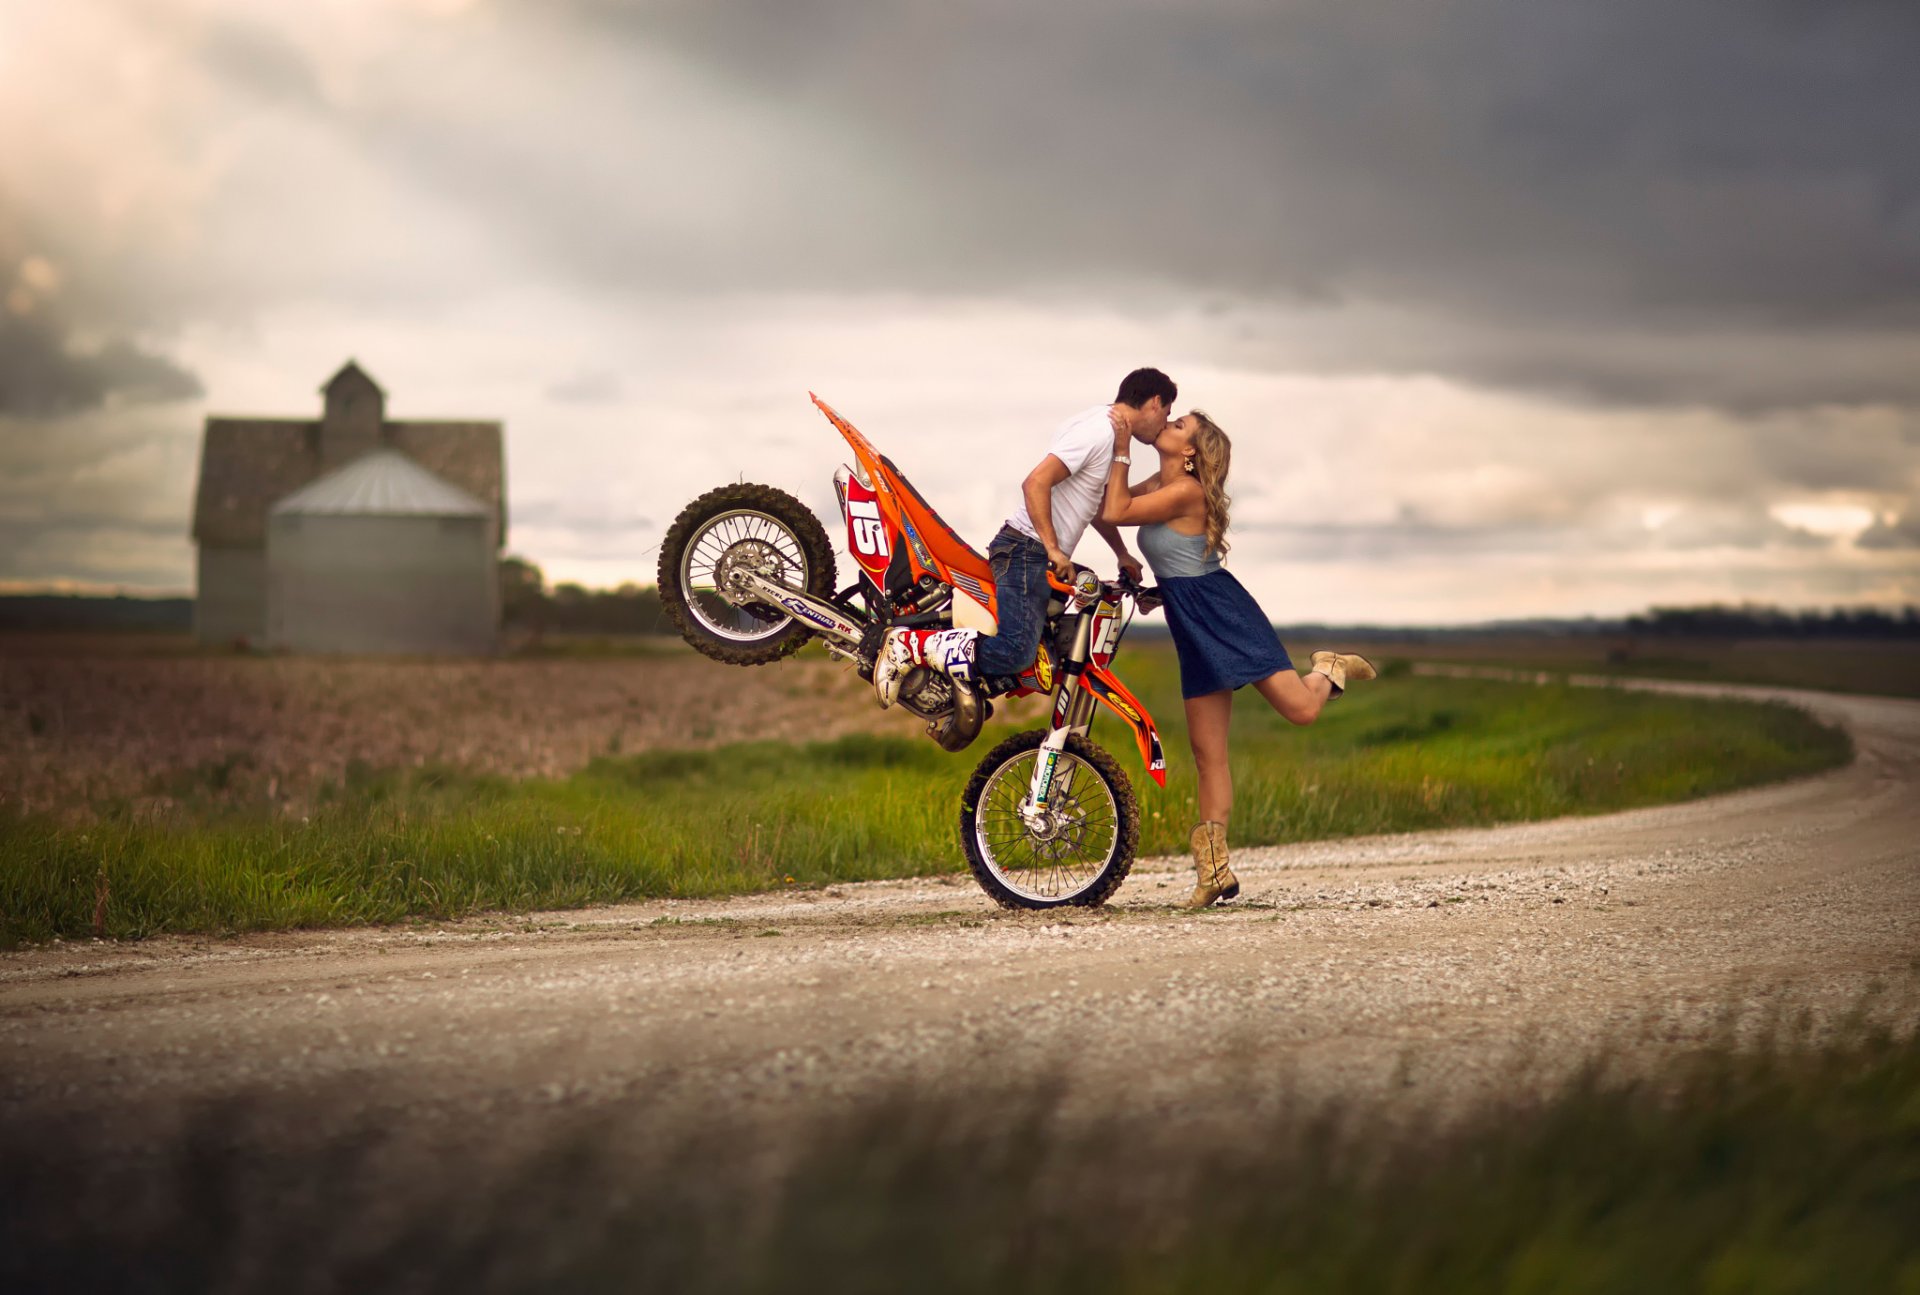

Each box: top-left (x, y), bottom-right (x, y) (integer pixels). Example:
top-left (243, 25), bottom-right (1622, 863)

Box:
top-left (271, 449), bottom-right (491, 518)
top-left (323, 360), bottom-right (385, 398)
top-left (192, 371), bottom-right (505, 548)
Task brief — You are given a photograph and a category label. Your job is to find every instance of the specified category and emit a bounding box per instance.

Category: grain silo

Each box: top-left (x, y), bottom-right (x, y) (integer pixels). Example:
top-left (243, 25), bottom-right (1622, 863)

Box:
top-left (266, 449), bottom-right (500, 655)
top-left (193, 362), bottom-right (505, 648)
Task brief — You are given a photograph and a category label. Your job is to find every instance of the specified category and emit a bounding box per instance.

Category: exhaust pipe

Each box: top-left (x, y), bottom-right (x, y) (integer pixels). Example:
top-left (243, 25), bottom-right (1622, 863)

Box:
top-left (926, 682), bottom-right (987, 752)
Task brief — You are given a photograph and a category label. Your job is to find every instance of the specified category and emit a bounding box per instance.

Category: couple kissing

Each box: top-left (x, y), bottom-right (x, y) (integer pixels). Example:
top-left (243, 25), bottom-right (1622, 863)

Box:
top-left (875, 368), bottom-right (1377, 909)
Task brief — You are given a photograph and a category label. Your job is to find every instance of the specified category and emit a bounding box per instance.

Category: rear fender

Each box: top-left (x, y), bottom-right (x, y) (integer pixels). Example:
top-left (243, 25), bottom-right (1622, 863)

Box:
top-left (812, 392), bottom-right (999, 626)
top-left (1080, 663), bottom-right (1167, 786)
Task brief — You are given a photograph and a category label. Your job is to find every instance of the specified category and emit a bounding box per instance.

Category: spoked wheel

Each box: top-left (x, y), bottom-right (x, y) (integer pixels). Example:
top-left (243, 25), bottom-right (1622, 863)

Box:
top-left (657, 483), bottom-right (838, 666)
top-left (960, 729), bottom-right (1140, 910)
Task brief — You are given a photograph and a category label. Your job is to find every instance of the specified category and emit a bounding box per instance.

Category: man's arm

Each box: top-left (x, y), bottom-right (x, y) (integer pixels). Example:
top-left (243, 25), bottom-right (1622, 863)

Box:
top-left (1022, 455), bottom-right (1075, 580)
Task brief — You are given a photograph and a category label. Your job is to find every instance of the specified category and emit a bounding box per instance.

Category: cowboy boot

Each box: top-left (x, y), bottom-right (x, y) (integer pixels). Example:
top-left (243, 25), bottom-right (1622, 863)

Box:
top-left (1184, 820), bottom-right (1239, 908)
top-left (1309, 650), bottom-right (1378, 697)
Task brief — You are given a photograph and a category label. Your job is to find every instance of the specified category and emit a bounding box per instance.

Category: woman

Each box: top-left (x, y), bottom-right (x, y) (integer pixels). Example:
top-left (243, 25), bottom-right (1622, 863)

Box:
top-left (1100, 409), bottom-right (1376, 908)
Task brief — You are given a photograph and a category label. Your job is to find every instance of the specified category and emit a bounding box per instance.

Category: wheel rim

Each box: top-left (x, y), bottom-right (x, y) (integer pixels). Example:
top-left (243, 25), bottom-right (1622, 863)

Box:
top-left (974, 746), bottom-right (1121, 903)
top-left (678, 509), bottom-right (813, 643)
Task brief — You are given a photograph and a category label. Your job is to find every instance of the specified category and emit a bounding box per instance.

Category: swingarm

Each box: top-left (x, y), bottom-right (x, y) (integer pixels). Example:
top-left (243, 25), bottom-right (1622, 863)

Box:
top-left (723, 569), bottom-right (867, 648)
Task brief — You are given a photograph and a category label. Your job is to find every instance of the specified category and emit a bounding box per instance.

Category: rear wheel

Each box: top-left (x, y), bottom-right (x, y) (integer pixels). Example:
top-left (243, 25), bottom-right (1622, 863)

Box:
top-left (960, 729), bottom-right (1139, 909)
top-left (657, 483), bottom-right (837, 666)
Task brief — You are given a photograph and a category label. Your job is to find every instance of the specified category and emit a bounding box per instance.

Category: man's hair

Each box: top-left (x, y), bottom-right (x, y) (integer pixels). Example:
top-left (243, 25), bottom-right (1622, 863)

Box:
top-left (1115, 367), bottom-right (1177, 410)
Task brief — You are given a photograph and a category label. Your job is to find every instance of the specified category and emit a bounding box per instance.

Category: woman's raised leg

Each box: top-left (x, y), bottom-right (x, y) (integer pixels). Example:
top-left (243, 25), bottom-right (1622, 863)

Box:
top-left (1183, 690), bottom-right (1235, 824)
top-left (1251, 667), bottom-right (1334, 727)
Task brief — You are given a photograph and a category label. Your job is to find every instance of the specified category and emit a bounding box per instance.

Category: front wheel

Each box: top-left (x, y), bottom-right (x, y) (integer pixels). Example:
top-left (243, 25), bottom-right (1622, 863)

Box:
top-left (657, 483), bottom-right (837, 666)
top-left (960, 729), bottom-right (1139, 910)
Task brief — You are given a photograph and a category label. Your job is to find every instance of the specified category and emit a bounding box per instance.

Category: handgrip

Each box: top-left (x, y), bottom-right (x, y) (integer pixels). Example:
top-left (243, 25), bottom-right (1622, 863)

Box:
top-left (1052, 566), bottom-right (1104, 601)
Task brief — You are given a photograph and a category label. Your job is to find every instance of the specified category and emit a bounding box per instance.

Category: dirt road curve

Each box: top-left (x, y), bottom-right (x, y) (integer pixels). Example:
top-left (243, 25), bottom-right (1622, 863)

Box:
top-left (4, 680), bottom-right (1917, 1131)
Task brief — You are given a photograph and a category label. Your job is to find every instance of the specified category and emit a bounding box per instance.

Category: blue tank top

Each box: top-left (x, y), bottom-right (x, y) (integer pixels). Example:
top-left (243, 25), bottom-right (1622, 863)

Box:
top-left (1137, 522), bottom-right (1221, 579)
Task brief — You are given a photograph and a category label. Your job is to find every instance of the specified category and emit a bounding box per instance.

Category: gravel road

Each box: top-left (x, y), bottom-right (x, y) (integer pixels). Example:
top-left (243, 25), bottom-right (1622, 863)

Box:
top-left (4, 679), bottom-right (1916, 1138)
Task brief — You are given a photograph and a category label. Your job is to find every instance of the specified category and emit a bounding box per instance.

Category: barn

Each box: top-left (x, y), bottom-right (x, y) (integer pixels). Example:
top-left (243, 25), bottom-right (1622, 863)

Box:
top-left (191, 361), bottom-right (507, 653)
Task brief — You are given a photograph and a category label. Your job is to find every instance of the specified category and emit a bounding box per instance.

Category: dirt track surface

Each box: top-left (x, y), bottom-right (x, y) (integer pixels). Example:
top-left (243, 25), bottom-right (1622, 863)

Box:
top-left (3, 679), bottom-right (1917, 1133)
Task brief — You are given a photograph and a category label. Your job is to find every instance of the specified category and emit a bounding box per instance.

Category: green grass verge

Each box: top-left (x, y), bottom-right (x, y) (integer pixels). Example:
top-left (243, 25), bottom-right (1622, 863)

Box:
top-left (4, 1005), bottom-right (1916, 1291)
top-left (0, 654), bottom-right (1851, 944)
top-left (1373, 635), bottom-right (1920, 698)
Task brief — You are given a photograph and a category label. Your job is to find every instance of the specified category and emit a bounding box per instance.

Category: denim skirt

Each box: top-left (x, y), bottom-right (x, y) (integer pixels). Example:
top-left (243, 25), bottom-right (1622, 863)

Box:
top-left (1159, 570), bottom-right (1293, 699)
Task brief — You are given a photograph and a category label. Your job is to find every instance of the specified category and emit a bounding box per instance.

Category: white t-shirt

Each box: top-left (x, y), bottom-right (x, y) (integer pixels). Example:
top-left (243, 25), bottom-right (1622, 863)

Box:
top-left (1006, 404), bottom-right (1114, 555)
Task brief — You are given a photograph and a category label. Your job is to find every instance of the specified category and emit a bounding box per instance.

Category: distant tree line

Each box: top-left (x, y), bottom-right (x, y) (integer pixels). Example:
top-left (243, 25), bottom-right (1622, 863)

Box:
top-left (0, 595), bottom-right (192, 633)
top-left (6, 578), bottom-right (1915, 643)
top-left (499, 557), bottom-right (675, 637)
top-left (1625, 604), bottom-right (1920, 638)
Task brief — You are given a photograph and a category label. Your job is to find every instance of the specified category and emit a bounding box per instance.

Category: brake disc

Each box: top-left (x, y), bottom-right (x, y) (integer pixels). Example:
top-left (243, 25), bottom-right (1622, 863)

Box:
top-left (714, 540), bottom-right (789, 621)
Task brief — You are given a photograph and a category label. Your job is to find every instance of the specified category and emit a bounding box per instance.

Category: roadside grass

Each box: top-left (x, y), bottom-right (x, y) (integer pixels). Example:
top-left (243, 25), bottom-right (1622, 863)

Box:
top-left (1364, 633), bottom-right (1920, 698)
top-left (4, 1003), bottom-right (1916, 1293)
top-left (0, 656), bottom-right (1851, 944)
top-left (1120, 650), bottom-right (1854, 857)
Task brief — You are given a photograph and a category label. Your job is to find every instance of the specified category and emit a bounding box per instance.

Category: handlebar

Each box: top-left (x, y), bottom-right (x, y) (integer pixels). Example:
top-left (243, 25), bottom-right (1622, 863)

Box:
top-left (1045, 564), bottom-right (1161, 612)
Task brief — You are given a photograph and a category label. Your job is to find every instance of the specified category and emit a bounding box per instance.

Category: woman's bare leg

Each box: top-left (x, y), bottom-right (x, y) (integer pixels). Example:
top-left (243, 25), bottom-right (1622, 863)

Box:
top-left (1184, 690), bottom-right (1235, 824)
top-left (1251, 668), bottom-right (1334, 726)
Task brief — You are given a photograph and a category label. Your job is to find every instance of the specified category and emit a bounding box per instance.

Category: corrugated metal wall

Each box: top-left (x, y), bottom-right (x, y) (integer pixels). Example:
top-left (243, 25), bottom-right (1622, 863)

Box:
top-left (195, 546), bottom-right (268, 646)
top-left (266, 514), bottom-right (499, 655)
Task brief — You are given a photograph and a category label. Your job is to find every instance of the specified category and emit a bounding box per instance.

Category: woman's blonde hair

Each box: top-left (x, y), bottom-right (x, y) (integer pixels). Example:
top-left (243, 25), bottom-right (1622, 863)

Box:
top-left (1186, 410), bottom-right (1232, 557)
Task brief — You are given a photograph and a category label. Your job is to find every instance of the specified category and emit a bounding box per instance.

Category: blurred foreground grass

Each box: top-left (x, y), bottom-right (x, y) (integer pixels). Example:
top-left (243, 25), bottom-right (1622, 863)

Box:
top-left (3, 1003), bottom-right (1915, 1293)
top-left (0, 663), bottom-right (1850, 944)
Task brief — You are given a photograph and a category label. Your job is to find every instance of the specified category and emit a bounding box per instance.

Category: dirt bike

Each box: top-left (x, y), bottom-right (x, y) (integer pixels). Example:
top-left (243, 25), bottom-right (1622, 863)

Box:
top-left (657, 395), bottom-right (1167, 910)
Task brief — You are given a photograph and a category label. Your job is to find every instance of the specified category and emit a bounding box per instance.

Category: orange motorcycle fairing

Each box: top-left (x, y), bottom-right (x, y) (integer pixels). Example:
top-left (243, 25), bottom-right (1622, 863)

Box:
top-left (1080, 663), bottom-right (1167, 786)
top-left (812, 394), bottom-right (999, 627)
top-left (1004, 642), bottom-right (1056, 698)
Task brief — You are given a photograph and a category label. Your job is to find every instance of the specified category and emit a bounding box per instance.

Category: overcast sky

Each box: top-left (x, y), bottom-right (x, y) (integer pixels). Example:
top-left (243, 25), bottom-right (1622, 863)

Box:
top-left (2, 0), bottom-right (1917, 623)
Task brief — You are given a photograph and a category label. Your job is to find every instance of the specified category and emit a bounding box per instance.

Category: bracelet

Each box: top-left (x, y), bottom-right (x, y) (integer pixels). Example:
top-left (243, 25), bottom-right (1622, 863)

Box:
top-left (1113, 453), bottom-right (1130, 466)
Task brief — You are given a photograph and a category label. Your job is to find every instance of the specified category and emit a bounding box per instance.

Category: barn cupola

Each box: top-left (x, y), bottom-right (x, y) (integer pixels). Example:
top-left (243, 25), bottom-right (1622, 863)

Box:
top-left (319, 360), bottom-right (387, 469)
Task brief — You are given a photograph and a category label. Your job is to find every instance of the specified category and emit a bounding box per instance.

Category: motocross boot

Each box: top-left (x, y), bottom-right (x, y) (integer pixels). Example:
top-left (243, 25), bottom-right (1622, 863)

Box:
top-left (1184, 820), bottom-right (1238, 908)
top-left (874, 628), bottom-right (978, 709)
top-left (1308, 650), bottom-right (1378, 698)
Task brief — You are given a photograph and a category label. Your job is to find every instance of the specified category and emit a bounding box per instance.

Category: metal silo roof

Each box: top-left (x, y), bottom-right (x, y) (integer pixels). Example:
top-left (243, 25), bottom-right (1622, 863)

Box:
top-left (270, 449), bottom-right (490, 518)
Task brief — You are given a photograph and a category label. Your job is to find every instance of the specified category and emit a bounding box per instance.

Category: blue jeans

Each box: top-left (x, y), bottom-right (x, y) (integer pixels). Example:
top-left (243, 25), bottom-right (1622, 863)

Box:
top-left (974, 525), bottom-right (1051, 682)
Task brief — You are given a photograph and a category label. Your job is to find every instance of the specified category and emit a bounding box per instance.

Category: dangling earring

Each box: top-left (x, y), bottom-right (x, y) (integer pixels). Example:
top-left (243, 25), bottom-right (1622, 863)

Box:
top-left (1183, 455), bottom-right (1197, 475)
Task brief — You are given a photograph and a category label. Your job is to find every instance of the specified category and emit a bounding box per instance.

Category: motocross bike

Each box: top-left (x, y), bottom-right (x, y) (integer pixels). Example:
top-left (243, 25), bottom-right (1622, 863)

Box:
top-left (657, 395), bottom-right (1167, 910)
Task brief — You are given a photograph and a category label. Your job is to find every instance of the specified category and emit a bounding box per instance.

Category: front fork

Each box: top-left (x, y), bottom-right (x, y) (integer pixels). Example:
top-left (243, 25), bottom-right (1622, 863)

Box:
top-left (1020, 618), bottom-right (1099, 827)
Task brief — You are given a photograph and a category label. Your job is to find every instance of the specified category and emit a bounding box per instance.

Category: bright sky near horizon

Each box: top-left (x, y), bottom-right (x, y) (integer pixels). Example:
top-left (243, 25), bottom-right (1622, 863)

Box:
top-left (2, 0), bottom-right (1917, 624)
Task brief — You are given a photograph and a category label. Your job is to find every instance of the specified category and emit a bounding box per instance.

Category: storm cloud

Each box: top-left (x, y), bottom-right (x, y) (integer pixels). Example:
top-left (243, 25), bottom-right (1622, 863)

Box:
top-left (1858, 508), bottom-right (1920, 551)
top-left (0, 0), bottom-right (1915, 614)
top-left (468, 0), bottom-right (1920, 408)
top-left (0, 312), bottom-right (202, 419)
top-left (0, 214), bottom-right (202, 418)
top-left (52, 0), bottom-right (1918, 408)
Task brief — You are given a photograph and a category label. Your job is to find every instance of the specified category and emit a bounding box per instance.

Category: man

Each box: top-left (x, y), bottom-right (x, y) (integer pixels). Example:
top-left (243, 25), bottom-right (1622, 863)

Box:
top-left (873, 367), bottom-right (1176, 707)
